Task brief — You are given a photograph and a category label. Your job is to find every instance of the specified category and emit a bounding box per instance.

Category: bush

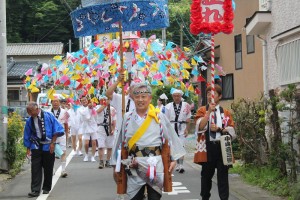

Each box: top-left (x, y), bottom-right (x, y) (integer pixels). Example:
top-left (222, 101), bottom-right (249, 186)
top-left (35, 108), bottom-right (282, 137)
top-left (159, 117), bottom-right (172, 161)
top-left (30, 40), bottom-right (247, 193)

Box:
top-left (5, 112), bottom-right (26, 176)
top-left (231, 97), bottom-right (269, 165)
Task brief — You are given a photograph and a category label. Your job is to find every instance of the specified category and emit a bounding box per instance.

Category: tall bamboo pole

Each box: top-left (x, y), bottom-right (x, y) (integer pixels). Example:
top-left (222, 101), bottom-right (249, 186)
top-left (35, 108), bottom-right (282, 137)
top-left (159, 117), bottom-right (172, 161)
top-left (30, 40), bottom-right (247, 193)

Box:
top-left (117, 21), bottom-right (127, 195)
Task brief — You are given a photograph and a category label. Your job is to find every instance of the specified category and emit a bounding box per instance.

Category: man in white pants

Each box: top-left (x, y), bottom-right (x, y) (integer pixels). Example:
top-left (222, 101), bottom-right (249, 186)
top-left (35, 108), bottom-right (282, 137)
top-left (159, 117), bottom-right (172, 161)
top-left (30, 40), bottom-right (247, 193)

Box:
top-left (165, 89), bottom-right (191, 173)
top-left (78, 96), bottom-right (98, 162)
top-left (66, 103), bottom-right (83, 156)
top-left (95, 98), bottom-right (117, 169)
top-left (49, 97), bottom-right (69, 177)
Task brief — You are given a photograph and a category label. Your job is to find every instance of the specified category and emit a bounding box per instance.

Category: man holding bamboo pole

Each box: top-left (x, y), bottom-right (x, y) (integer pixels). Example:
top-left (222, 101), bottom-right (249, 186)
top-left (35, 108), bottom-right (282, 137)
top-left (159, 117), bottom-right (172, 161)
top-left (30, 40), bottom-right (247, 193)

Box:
top-left (111, 82), bottom-right (186, 199)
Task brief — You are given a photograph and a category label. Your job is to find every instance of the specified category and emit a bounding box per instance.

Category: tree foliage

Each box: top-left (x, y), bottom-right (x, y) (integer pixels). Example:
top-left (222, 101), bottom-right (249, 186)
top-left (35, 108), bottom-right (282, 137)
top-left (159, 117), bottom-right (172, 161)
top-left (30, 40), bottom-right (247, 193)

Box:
top-left (6, 0), bottom-right (195, 51)
top-left (146, 0), bottom-right (196, 48)
top-left (6, 0), bottom-right (81, 50)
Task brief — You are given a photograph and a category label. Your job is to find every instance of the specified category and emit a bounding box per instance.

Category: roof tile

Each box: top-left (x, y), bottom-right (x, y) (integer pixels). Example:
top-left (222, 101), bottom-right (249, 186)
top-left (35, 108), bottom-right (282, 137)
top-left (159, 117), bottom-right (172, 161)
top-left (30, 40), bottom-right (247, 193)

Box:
top-left (7, 43), bottom-right (64, 56)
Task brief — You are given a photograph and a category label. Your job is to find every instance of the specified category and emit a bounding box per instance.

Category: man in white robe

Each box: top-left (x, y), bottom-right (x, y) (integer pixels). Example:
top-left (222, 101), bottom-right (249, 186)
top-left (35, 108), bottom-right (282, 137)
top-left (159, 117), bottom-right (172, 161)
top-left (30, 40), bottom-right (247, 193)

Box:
top-left (165, 89), bottom-right (191, 173)
top-left (78, 96), bottom-right (98, 162)
top-left (49, 97), bottom-right (69, 177)
top-left (111, 83), bottom-right (186, 200)
top-left (66, 103), bottom-right (83, 156)
top-left (95, 98), bottom-right (117, 168)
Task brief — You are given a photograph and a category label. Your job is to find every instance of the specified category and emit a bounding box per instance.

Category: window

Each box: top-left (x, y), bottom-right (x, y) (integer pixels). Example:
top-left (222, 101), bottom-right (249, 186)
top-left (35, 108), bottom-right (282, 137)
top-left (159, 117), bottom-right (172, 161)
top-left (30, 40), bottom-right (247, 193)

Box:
top-left (234, 35), bottom-right (243, 69)
top-left (278, 39), bottom-right (300, 85)
top-left (220, 74), bottom-right (234, 100)
top-left (8, 90), bottom-right (19, 101)
top-left (246, 35), bottom-right (255, 54)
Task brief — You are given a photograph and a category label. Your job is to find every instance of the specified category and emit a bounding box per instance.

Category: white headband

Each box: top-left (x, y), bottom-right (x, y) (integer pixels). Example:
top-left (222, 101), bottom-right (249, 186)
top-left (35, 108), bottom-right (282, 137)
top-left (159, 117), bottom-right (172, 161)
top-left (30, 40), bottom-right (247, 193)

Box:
top-left (172, 89), bottom-right (183, 96)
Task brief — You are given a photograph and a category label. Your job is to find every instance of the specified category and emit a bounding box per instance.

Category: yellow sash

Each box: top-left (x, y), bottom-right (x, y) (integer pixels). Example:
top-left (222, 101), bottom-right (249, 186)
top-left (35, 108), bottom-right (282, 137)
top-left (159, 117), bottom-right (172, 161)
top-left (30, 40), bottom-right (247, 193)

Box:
top-left (128, 104), bottom-right (160, 151)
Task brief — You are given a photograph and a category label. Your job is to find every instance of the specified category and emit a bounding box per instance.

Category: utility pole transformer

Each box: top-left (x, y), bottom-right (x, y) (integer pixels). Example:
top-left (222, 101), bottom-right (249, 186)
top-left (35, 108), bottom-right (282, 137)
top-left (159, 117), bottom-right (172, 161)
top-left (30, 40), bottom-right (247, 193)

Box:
top-left (0, 0), bottom-right (8, 170)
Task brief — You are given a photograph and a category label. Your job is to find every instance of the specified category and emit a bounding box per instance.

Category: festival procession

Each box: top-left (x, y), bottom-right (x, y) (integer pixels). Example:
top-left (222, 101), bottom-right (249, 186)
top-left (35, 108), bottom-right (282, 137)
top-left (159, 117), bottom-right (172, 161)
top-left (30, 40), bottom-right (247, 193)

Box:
top-left (1, 0), bottom-right (300, 200)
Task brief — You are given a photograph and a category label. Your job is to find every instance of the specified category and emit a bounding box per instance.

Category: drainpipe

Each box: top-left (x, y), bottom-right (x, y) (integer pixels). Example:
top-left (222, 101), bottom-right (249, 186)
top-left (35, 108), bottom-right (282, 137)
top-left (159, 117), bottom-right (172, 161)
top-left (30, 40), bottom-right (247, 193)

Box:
top-left (257, 35), bottom-right (268, 97)
top-left (257, 35), bottom-right (271, 153)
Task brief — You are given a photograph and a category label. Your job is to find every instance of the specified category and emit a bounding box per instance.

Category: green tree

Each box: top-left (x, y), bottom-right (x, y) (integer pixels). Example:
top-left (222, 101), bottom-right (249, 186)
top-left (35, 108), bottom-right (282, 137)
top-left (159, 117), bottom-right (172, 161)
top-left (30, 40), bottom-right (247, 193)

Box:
top-left (146, 0), bottom-right (197, 49)
top-left (6, 0), bottom-right (81, 51)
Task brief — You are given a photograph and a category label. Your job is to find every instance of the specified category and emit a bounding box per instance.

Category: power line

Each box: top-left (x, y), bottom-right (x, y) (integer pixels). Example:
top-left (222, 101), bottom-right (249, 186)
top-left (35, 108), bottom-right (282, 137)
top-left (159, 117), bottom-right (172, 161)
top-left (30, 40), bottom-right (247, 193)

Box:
top-left (36, 1), bottom-right (73, 42)
top-left (170, 0), bottom-right (198, 41)
top-left (37, 16), bottom-right (69, 42)
top-left (59, 0), bottom-right (72, 12)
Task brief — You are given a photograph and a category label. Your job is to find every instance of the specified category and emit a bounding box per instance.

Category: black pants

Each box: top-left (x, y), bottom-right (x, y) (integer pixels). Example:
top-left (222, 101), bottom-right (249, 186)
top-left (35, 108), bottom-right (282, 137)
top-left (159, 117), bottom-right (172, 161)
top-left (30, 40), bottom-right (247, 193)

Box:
top-left (200, 143), bottom-right (229, 200)
top-left (131, 184), bottom-right (162, 200)
top-left (31, 149), bottom-right (55, 192)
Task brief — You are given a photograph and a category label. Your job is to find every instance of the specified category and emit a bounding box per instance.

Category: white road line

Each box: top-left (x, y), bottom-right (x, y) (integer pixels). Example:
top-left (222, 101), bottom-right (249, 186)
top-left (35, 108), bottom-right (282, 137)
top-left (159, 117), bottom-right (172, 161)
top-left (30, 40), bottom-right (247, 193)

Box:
top-left (36, 147), bottom-right (76, 200)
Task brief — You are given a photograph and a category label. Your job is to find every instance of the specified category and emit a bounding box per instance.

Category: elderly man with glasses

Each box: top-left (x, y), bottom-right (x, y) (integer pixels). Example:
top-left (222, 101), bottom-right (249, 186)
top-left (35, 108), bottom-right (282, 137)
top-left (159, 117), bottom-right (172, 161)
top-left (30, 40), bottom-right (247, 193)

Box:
top-left (111, 83), bottom-right (186, 200)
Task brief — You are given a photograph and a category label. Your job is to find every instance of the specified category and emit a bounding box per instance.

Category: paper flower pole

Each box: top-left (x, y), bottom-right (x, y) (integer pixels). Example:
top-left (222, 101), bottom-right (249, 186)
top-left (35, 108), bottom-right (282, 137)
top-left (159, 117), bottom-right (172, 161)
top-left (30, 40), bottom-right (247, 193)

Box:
top-left (24, 36), bottom-right (206, 104)
top-left (190, 0), bottom-right (234, 106)
top-left (70, 1), bottom-right (171, 195)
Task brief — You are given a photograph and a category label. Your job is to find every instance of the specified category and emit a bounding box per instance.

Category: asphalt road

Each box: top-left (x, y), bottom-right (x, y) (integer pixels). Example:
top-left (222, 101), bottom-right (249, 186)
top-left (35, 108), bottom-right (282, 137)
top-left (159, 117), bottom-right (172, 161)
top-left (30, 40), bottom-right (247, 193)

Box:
top-left (0, 146), bottom-right (240, 200)
top-left (47, 153), bottom-right (239, 200)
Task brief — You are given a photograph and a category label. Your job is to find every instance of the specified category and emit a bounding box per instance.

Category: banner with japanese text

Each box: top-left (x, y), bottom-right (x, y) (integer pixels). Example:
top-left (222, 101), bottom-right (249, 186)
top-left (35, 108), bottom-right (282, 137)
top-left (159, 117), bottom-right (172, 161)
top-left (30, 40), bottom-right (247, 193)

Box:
top-left (190, 0), bottom-right (234, 35)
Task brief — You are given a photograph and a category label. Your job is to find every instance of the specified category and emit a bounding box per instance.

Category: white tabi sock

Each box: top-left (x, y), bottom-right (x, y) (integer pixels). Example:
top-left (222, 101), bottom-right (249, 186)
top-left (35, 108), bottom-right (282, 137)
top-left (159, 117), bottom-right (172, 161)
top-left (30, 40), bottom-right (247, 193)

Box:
top-left (61, 162), bottom-right (66, 171)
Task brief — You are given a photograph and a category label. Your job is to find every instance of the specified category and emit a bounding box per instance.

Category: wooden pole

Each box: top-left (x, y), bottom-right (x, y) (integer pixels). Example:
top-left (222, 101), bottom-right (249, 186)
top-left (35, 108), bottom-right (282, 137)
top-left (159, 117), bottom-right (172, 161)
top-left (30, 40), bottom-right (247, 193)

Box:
top-left (117, 21), bottom-right (128, 195)
top-left (119, 22), bottom-right (125, 116)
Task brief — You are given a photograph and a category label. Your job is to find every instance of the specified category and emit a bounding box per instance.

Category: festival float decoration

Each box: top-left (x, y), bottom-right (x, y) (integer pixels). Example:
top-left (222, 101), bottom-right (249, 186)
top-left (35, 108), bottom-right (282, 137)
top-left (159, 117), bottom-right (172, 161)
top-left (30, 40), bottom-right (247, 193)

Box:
top-left (190, 0), bottom-right (234, 165)
top-left (24, 36), bottom-right (205, 102)
top-left (190, 0), bottom-right (234, 100)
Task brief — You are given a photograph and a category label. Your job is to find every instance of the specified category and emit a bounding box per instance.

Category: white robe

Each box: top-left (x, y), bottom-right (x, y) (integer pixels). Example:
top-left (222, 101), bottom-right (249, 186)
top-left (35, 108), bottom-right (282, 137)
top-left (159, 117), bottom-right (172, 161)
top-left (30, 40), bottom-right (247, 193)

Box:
top-left (110, 93), bottom-right (135, 132)
top-left (78, 106), bottom-right (97, 134)
top-left (111, 109), bottom-right (186, 198)
top-left (165, 101), bottom-right (191, 136)
top-left (47, 108), bottom-right (68, 148)
top-left (67, 108), bottom-right (81, 131)
top-left (95, 105), bottom-right (117, 136)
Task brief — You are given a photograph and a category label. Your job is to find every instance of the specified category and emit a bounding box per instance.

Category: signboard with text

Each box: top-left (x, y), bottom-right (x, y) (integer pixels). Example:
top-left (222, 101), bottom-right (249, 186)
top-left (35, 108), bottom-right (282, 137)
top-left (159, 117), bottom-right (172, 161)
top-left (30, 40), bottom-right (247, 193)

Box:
top-left (190, 0), bottom-right (234, 35)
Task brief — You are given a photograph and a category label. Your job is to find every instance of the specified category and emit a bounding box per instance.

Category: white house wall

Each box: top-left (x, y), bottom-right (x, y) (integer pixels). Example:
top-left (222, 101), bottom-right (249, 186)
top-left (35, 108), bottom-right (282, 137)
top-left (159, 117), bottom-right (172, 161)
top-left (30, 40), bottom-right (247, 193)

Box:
top-left (266, 0), bottom-right (300, 90)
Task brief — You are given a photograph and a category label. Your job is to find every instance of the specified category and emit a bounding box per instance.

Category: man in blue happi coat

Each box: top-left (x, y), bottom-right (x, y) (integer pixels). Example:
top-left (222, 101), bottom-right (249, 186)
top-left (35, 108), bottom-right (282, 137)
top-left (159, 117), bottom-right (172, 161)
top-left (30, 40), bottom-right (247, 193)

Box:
top-left (23, 102), bottom-right (65, 197)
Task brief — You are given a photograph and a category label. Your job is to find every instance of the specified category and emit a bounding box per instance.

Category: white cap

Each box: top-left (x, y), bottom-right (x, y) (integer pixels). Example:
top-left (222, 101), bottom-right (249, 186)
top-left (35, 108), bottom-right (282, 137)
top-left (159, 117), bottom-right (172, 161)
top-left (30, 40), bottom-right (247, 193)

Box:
top-left (159, 93), bottom-right (168, 100)
top-left (172, 89), bottom-right (184, 96)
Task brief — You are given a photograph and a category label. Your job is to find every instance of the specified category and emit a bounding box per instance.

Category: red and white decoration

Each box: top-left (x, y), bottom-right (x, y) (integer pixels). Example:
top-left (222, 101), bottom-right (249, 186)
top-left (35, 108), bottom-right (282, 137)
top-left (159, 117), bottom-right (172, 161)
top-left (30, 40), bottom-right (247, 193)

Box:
top-left (190, 0), bottom-right (234, 35)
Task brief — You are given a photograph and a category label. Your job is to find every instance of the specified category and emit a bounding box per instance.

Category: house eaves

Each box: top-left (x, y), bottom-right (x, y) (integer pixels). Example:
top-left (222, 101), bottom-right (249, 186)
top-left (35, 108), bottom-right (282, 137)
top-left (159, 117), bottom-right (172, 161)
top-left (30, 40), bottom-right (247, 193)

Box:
top-left (7, 42), bottom-right (64, 56)
top-left (7, 61), bottom-right (39, 80)
top-left (245, 11), bottom-right (272, 35)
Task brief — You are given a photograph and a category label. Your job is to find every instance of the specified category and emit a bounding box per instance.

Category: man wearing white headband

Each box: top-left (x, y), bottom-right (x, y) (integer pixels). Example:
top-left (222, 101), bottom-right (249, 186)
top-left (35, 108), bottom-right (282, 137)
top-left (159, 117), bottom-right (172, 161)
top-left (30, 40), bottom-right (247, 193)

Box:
top-left (49, 96), bottom-right (69, 178)
top-left (165, 89), bottom-right (191, 173)
top-left (111, 83), bottom-right (186, 199)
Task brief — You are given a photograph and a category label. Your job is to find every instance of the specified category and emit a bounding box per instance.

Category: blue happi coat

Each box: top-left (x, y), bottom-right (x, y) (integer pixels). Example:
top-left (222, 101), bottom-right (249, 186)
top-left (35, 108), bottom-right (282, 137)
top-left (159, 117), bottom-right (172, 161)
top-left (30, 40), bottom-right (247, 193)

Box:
top-left (23, 111), bottom-right (65, 151)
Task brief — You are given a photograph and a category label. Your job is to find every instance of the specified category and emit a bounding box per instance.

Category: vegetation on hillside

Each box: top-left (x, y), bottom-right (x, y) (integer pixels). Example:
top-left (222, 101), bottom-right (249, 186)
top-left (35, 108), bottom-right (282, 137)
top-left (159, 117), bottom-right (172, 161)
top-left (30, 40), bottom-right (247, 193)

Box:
top-left (6, 0), bottom-right (196, 52)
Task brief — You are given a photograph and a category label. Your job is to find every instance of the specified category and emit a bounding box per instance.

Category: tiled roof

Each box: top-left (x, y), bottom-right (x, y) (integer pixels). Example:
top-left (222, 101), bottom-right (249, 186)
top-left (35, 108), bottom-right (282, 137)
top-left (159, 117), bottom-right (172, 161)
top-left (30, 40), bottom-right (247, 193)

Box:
top-left (7, 61), bottom-right (39, 78)
top-left (7, 43), bottom-right (64, 56)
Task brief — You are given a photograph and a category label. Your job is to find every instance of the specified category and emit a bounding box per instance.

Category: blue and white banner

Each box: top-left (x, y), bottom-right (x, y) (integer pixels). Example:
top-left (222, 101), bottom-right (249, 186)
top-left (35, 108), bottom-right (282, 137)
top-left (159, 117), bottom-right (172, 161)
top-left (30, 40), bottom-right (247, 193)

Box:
top-left (71, 0), bottom-right (169, 38)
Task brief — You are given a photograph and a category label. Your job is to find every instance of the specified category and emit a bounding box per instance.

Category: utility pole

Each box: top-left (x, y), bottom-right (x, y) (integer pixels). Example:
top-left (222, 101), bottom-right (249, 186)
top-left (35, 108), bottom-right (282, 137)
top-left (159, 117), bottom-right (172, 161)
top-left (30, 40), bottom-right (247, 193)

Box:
top-left (162, 28), bottom-right (166, 44)
top-left (0, 0), bottom-right (8, 170)
top-left (180, 23), bottom-right (183, 49)
top-left (69, 39), bottom-right (72, 52)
